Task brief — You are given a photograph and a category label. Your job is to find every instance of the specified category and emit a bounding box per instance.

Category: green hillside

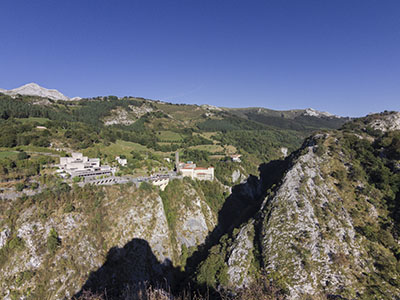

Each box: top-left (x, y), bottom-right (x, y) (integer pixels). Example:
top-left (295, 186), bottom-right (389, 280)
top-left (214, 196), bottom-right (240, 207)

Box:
top-left (0, 92), bottom-right (346, 180)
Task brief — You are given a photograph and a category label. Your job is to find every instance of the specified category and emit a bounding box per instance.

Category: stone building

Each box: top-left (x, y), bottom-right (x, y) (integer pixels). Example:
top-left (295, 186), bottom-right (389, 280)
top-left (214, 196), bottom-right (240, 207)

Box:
top-left (180, 165), bottom-right (214, 180)
top-left (175, 151), bottom-right (214, 180)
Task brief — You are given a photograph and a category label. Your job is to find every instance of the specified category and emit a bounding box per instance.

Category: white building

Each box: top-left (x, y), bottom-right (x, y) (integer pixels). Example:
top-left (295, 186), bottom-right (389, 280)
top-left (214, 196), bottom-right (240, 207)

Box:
top-left (58, 152), bottom-right (112, 178)
top-left (175, 152), bottom-right (214, 181)
top-left (60, 152), bottom-right (100, 170)
top-left (179, 162), bottom-right (214, 181)
top-left (115, 156), bottom-right (128, 167)
top-left (230, 154), bottom-right (242, 162)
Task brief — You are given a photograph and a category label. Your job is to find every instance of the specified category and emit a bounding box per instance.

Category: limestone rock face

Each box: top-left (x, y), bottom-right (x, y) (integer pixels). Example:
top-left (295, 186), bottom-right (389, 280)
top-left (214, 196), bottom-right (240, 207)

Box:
top-left (302, 108), bottom-right (336, 118)
top-left (175, 193), bottom-right (215, 250)
top-left (103, 104), bottom-right (155, 125)
top-left (226, 221), bottom-right (256, 288)
top-left (103, 106), bottom-right (135, 126)
top-left (368, 111), bottom-right (400, 132)
top-left (232, 169), bottom-right (241, 183)
top-left (0, 183), bottom-right (217, 299)
top-left (260, 142), bottom-right (366, 299)
top-left (209, 130), bottom-right (400, 299)
top-left (105, 194), bottom-right (173, 263)
top-left (0, 227), bottom-right (10, 248)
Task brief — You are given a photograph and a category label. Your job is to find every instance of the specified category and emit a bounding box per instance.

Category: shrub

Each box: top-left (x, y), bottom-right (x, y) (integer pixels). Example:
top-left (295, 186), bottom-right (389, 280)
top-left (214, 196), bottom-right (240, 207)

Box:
top-left (15, 182), bottom-right (25, 192)
top-left (30, 182), bottom-right (39, 190)
top-left (235, 273), bottom-right (286, 300)
top-left (139, 181), bottom-right (154, 192)
top-left (315, 144), bottom-right (326, 156)
top-left (57, 181), bottom-right (72, 193)
top-left (17, 151), bottom-right (29, 160)
top-left (0, 236), bottom-right (25, 269)
top-left (63, 202), bottom-right (75, 213)
top-left (73, 176), bottom-right (82, 183)
top-left (47, 228), bottom-right (61, 254)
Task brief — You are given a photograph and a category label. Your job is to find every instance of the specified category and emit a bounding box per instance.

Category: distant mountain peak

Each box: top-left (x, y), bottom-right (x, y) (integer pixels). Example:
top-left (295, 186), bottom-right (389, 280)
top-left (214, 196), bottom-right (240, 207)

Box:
top-left (21, 82), bottom-right (40, 88)
top-left (0, 82), bottom-right (79, 101)
top-left (303, 108), bottom-right (337, 118)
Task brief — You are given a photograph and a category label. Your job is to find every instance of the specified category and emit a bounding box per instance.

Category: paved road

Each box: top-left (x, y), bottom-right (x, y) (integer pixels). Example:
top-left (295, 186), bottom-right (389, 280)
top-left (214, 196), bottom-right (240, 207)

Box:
top-left (0, 172), bottom-right (181, 201)
top-left (80, 172), bottom-right (182, 186)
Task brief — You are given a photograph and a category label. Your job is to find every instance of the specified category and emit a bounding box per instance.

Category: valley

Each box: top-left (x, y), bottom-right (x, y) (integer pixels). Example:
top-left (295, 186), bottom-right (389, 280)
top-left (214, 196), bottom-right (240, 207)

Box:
top-left (1, 86), bottom-right (399, 299)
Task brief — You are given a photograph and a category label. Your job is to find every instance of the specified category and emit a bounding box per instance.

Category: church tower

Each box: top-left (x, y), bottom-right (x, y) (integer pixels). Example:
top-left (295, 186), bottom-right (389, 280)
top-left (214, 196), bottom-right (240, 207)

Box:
top-left (175, 151), bottom-right (180, 172)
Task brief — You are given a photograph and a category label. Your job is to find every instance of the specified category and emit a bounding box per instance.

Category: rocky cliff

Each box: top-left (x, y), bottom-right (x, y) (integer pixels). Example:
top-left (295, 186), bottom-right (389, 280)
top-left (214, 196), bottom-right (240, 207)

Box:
top-left (197, 113), bottom-right (400, 299)
top-left (0, 180), bottom-right (218, 299)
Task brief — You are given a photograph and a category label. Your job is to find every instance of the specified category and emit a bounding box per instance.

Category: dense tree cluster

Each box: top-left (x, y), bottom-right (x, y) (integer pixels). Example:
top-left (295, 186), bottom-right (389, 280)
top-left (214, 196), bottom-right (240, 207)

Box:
top-left (214, 129), bottom-right (301, 161)
top-left (0, 154), bottom-right (54, 181)
top-left (0, 121), bottom-right (51, 148)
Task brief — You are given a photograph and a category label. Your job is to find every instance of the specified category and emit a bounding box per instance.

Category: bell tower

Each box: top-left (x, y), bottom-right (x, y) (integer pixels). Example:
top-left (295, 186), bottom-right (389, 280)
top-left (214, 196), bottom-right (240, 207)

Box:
top-left (175, 151), bottom-right (180, 172)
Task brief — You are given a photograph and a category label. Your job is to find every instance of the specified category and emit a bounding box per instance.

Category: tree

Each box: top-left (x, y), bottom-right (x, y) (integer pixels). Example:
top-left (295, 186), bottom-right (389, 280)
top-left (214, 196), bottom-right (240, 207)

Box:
top-left (0, 133), bottom-right (16, 147)
top-left (15, 182), bottom-right (25, 192)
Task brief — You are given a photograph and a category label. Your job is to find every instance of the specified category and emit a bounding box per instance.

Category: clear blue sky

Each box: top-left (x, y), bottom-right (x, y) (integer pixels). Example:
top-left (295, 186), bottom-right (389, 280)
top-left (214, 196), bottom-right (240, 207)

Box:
top-left (1, 1), bottom-right (399, 117)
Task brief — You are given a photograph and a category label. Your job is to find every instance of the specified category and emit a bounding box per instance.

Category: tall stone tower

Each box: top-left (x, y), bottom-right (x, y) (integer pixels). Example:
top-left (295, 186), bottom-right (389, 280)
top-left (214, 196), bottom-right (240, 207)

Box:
top-left (175, 151), bottom-right (180, 172)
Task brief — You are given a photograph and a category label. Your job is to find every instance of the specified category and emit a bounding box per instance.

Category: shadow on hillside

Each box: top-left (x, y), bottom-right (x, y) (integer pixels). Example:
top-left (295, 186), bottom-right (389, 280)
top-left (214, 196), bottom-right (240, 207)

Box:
top-left (73, 238), bottom-right (197, 299)
top-left (184, 158), bottom-right (290, 283)
top-left (217, 159), bottom-right (289, 234)
top-left (73, 159), bottom-right (290, 299)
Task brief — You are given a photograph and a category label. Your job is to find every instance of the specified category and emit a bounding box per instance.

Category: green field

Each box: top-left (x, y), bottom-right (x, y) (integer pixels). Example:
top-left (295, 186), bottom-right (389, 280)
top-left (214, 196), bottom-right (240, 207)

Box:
top-left (15, 145), bottom-right (61, 155)
top-left (224, 145), bottom-right (238, 154)
top-left (189, 144), bottom-right (225, 153)
top-left (157, 130), bottom-right (184, 142)
top-left (194, 132), bottom-right (218, 140)
top-left (83, 140), bottom-right (152, 159)
top-left (0, 151), bottom-right (18, 159)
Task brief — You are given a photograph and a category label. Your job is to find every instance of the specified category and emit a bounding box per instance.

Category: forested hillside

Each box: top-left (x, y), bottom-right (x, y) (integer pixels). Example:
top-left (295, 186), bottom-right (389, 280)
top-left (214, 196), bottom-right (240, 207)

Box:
top-left (0, 92), bottom-right (344, 176)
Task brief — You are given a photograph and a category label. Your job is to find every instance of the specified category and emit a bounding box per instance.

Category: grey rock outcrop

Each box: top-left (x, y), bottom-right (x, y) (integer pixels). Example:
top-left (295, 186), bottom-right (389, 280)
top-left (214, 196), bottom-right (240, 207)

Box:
top-left (368, 111), bottom-right (400, 132)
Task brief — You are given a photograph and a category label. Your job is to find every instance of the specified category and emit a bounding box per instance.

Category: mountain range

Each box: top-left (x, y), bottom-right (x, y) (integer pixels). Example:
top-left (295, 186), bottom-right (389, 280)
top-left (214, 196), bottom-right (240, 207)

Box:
top-left (0, 82), bottom-right (342, 120)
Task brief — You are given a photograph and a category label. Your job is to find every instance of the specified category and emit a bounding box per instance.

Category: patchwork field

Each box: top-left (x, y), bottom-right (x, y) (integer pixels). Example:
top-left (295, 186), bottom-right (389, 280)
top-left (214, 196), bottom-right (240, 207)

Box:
top-left (83, 140), bottom-right (151, 159)
top-left (156, 130), bottom-right (184, 142)
top-left (189, 144), bottom-right (224, 153)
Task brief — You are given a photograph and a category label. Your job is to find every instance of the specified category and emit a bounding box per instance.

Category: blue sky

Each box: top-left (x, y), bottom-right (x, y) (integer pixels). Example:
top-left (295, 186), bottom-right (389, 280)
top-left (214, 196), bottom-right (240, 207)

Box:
top-left (0, 1), bottom-right (399, 117)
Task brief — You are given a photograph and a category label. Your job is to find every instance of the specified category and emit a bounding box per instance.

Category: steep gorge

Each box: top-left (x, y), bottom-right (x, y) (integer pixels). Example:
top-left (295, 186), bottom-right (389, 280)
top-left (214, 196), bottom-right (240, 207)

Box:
top-left (1, 112), bottom-right (400, 299)
top-left (198, 113), bottom-right (400, 299)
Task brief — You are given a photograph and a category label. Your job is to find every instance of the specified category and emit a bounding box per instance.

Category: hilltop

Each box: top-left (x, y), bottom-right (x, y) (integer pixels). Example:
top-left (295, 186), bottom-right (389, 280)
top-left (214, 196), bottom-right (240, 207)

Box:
top-left (0, 83), bottom-right (347, 130)
top-left (0, 83), bottom-right (79, 101)
top-left (226, 106), bottom-right (349, 132)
